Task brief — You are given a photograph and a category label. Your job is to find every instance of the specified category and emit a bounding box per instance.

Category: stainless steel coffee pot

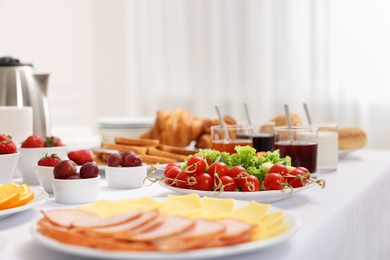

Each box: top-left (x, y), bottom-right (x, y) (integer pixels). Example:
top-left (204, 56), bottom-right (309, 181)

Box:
top-left (0, 57), bottom-right (51, 137)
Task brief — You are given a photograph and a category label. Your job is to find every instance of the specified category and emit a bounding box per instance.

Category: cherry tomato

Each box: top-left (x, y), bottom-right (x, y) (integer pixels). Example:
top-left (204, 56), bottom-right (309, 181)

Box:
top-left (165, 162), bottom-right (181, 171)
top-left (297, 167), bottom-right (310, 173)
top-left (175, 171), bottom-right (192, 189)
top-left (264, 173), bottom-right (286, 190)
top-left (186, 156), bottom-right (207, 175)
top-left (218, 176), bottom-right (237, 192)
top-left (227, 166), bottom-right (248, 188)
top-left (269, 164), bottom-right (289, 176)
top-left (192, 173), bottom-right (213, 191)
top-left (286, 168), bottom-right (310, 188)
top-left (240, 175), bottom-right (260, 192)
top-left (208, 162), bottom-right (229, 177)
top-left (164, 166), bottom-right (181, 186)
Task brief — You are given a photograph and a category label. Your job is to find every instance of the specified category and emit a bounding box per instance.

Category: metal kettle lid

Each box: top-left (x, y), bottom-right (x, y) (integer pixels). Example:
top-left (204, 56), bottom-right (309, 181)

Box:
top-left (0, 56), bottom-right (32, 67)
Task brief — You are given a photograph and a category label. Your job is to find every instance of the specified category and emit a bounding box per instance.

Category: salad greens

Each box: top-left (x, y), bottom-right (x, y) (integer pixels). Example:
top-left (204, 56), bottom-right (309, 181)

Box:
top-left (192, 146), bottom-right (291, 182)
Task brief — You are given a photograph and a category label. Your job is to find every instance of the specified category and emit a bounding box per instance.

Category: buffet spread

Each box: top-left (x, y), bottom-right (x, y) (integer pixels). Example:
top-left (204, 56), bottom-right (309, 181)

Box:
top-left (1, 108), bottom-right (380, 260)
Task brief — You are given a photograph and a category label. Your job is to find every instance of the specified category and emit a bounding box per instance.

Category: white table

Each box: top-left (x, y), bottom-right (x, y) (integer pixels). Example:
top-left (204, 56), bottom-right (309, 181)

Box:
top-left (1, 149), bottom-right (390, 260)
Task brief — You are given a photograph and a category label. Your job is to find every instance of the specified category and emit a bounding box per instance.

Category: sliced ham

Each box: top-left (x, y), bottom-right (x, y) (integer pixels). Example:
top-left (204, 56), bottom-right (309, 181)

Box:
top-left (71, 210), bottom-right (142, 228)
top-left (155, 218), bottom-right (226, 251)
top-left (41, 209), bottom-right (100, 228)
top-left (216, 219), bottom-right (256, 246)
top-left (38, 208), bottom-right (261, 252)
top-left (130, 216), bottom-right (195, 241)
top-left (38, 218), bottom-right (156, 251)
top-left (130, 213), bottom-right (166, 234)
top-left (88, 209), bottom-right (160, 239)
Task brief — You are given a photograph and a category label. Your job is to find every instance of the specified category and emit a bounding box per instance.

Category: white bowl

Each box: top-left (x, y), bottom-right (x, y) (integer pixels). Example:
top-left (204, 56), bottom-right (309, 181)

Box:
top-left (0, 152), bottom-right (20, 184)
top-left (52, 175), bottom-right (100, 204)
top-left (18, 146), bottom-right (68, 185)
top-left (105, 165), bottom-right (147, 189)
top-left (34, 164), bottom-right (55, 193)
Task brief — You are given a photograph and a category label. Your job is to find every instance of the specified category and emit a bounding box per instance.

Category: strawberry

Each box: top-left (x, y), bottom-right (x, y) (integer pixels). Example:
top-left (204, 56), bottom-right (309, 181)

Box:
top-left (37, 154), bottom-right (62, 167)
top-left (0, 138), bottom-right (17, 154)
top-left (0, 134), bottom-right (12, 142)
top-left (21, 135), bottom-right (45, 148)
top-left (67, 150), bottom-right (93, 165)
top-left (45, 136), bottom-right (63, 147)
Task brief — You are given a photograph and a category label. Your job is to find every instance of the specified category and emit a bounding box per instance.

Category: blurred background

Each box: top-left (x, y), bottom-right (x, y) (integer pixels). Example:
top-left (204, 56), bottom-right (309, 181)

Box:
top-left (1, 0), bottom-right (389, 148)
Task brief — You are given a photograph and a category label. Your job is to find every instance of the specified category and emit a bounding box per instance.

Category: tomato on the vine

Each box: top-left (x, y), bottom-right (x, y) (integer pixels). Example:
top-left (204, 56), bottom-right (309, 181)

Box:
top-left (269, 164), bottom-right (289, 176)
top-left (218, 176), bottom-right (237, 192)
top-left (208, 162), bottom-right (229, 177)
top-left (227, 166), bottom-right (248, 188)
top-left (264, 173), bottom-right (286, 190)
top-left (165, 162), bottom-right (181, 171)
top-left (175, 171), bottom-right (192, 189)
top-left (297, 167), bottom-right (309, 173)
top-left (186, 156), bottom-right (207, 175)
top-left (240, 175), bottom-right (260, 192)
top-left (286, 168), bottom-right (310, 188)
top-left (192, 173), bottom-right (213, 191)
top-left (164, 166), bottom-right (181, 186)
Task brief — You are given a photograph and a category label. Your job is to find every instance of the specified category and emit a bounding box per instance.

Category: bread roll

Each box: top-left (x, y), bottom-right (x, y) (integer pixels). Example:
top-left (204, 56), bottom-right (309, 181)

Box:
top-left (271, 113), bottom-right (302, 127)
top-left (338, 127), bottom-right (367, 150)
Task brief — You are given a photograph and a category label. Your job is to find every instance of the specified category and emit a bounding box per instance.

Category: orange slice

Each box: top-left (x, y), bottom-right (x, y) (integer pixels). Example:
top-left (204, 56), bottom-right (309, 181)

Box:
top-left (0, 193), bottom-right (20, 210)
top-left (13, 192), bottom-right (34, 207)
top-left (0, 183), bottom-right (34, 210)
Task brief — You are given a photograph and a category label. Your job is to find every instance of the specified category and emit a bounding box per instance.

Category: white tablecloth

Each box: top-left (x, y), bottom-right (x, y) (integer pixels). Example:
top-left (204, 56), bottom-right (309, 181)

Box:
top-left (1, 149), bottom-right (390, 260)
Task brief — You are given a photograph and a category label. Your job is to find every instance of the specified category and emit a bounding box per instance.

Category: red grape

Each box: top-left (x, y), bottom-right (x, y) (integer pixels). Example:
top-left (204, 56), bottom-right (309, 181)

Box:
top-left (121, 150), bottom-right (136, 160)
top-left (107, 153), bottom-right (123, 167)
top-left (80, 162), bottom-right (99, 178)
top-left (53, 160), bottom-right (77, 179)
top-left (123, 154), bottom-right (142, 167)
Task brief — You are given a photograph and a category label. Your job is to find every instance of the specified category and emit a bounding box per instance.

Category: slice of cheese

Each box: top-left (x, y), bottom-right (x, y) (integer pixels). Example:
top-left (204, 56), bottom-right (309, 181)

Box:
top-left (233, 201), bottom-right (271, 225)
top-left (78, 200), bottom-right (127, 217)
top-left (160, 194), bottom-right (203, 217)
top-left (119, 197), bottom-right (162, 211)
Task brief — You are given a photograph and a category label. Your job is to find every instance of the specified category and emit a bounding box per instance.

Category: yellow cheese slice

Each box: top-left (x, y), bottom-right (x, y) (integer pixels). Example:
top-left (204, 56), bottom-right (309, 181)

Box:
top-left (233, 201), bottom-right (271, 225)
top-left (77, 200), bottom-right (128, 217)
top-left (252, 222), bottom-right (289, 240)
top-left (119, 197), bottom-right (162, 211)
top-left (261, 210), bottom-right (285, 229)
top-left (160, 194), bottom-right (203, 217)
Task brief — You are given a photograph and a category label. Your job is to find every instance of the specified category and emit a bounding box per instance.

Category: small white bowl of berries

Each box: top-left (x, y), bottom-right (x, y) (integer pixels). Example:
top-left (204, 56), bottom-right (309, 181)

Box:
top-left (34, 154), bottom-right (63, 193)
top-left (18, 135), bottom-right (68, 185)
top-left (52, 150), bottom-right (100, 204)
top-left (0, 134), bottom-right (20, 184)
top-left (105, 150), bottom-right (147, 189)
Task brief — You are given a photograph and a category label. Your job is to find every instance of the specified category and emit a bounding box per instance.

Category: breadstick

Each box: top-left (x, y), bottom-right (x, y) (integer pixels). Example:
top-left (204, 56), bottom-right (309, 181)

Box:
top-left (157, 144), bottom-right (198, 156)
top-left (101, 142), bottom-right (148, 155)
top-left (147, 147), bottom-right (186, 162)
top-left (92, 149), bottom-right (119, 158)
top-left (138, 154), bottom-right (176, 164)
top-left (115, 136), bottom-right (160, 147)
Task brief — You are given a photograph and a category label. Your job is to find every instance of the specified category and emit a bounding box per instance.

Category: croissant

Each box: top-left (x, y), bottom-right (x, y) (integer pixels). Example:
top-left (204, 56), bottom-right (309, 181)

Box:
top-left (140, 109), bottom-right (205, 147)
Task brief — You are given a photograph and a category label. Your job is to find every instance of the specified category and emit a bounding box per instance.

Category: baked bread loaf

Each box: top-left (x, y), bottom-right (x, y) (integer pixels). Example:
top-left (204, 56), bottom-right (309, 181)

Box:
top-left (140, 109), bottom-right (237, 148)
top-left (338, 127), bottom-right (367, 150)
top-left (140, 109), bottom-right (205, 147)
top-left (270, 113), bottom-right (302, 127)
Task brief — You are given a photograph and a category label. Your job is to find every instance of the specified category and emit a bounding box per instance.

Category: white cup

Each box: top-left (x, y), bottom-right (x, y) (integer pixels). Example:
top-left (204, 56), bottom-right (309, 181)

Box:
top-left (317, 123), bottom-right (338, 172)
top-left (0, 106), bottom-right (33, 146)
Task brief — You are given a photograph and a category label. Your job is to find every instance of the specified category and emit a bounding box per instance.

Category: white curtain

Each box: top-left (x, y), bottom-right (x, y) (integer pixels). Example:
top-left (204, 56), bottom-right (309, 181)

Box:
top-left (121, 0), bottom-right (330, 120)
top-left (98, 0), bottom-right (389, 148)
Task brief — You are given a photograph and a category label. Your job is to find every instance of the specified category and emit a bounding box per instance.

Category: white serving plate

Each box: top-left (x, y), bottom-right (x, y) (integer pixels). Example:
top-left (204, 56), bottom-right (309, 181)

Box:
top-left (0, 187), bottom-right (49, 220)
top-left (158, 181), bottom-right (315, 203)
top-left (31, 199), bottom-right (299, 259)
